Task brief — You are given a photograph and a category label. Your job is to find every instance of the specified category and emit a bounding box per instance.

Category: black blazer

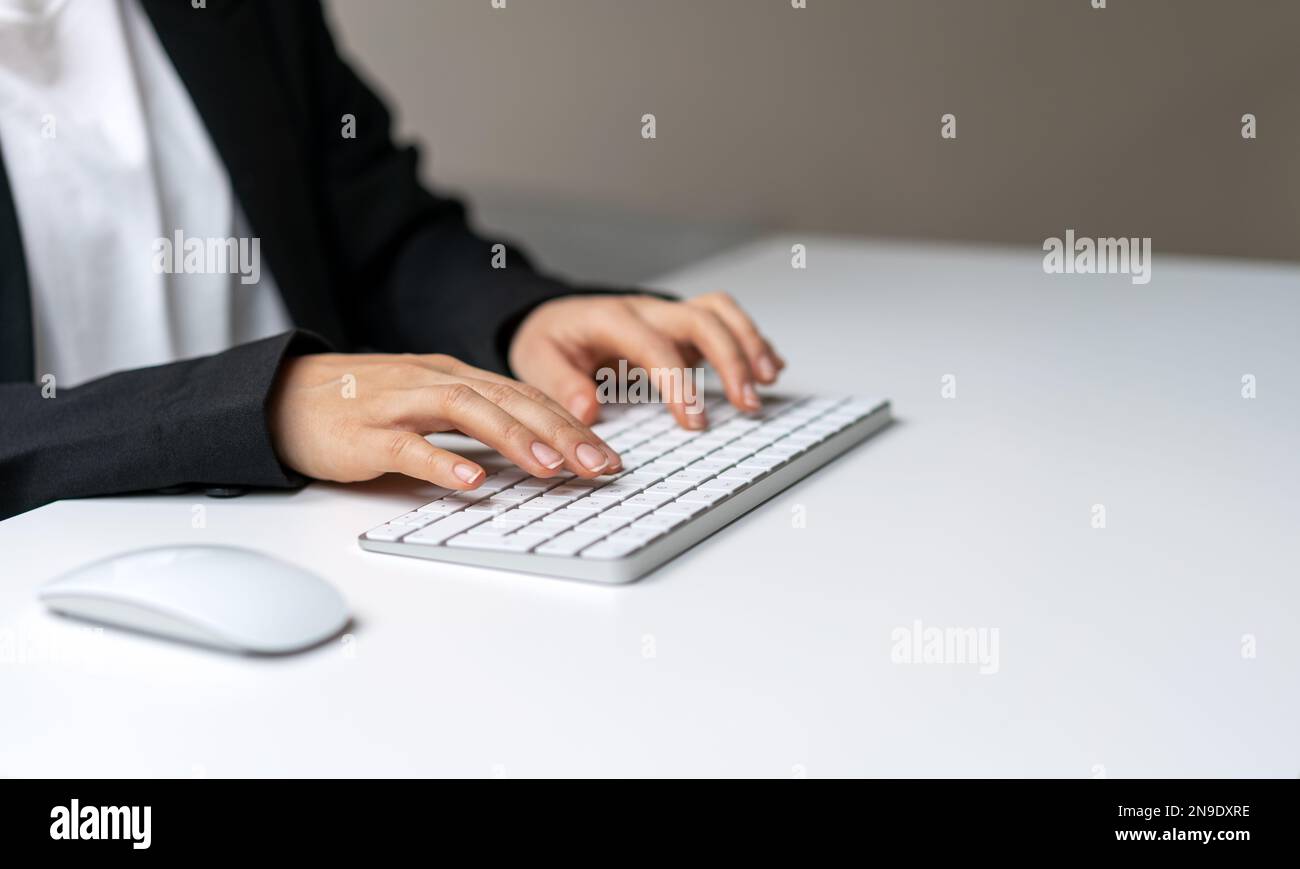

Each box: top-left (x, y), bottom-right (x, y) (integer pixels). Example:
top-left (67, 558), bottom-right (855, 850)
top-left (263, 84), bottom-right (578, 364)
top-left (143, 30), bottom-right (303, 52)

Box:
top-left (0, 0), bottom-right (611, 519)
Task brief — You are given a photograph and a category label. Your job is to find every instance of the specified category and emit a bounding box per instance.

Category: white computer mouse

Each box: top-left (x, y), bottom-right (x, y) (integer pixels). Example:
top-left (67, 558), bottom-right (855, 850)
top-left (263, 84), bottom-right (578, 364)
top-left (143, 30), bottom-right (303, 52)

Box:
top-left (38, 545), bottom-right (351, 654)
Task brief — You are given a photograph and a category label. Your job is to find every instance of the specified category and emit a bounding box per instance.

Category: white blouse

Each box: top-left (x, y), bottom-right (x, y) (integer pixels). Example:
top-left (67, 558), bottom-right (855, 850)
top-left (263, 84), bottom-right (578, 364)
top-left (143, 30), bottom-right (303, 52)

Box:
top-left (0, 0), bottom-right (291, 387)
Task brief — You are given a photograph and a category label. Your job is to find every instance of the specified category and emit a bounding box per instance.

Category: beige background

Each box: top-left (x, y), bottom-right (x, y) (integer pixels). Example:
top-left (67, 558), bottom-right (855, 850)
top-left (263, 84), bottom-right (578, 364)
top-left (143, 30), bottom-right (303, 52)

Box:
top-left (328, 0), bottom-right (1300, 279)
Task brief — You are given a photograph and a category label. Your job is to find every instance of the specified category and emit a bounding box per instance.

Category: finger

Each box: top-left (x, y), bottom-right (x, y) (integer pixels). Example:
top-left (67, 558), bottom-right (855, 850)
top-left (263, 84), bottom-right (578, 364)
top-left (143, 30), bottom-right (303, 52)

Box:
top-left (387, 383), bottom-right (577, 478)
top-left (463, 377), bottom-right (617, 477)
top-left (417, 352), bottom-right (620, 470)
top-left (501, 340), bottom-right (601, 424)
top-left (363, 428), bottom-right (486, 490)
top-left (671, 305), bottom-right (761, 413)
top-left (693, 293), bottom-right (783, 383)
top-left (593, 306), bottom-right (704, 430)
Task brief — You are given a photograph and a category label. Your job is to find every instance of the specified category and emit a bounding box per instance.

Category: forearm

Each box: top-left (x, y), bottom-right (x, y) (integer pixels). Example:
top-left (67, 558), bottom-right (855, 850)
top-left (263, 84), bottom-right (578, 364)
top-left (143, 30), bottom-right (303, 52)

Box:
top-left (0, 331), bottom-right (328, 520)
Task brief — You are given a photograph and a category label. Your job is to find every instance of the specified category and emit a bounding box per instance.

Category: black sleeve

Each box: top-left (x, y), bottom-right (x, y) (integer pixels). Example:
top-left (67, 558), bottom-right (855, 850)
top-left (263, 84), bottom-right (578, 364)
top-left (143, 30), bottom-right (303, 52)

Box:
top-left (298, 0), bottom-right (632, 374)
top-left (0, 331), bottom-right (327, 521)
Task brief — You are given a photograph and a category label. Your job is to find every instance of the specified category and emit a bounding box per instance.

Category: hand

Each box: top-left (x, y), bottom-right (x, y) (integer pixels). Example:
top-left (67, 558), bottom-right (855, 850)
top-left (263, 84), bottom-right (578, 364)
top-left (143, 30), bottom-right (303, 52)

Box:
top-left (267, 353), bottom-right (622, 490)
top-left (508, 292), bottom-right (786, 429)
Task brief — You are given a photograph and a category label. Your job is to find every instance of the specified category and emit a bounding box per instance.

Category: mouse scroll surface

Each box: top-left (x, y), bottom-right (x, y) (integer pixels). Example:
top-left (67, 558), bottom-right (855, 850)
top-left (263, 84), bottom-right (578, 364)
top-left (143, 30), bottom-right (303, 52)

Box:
top-left (38, 545), bottom-right (350, 654)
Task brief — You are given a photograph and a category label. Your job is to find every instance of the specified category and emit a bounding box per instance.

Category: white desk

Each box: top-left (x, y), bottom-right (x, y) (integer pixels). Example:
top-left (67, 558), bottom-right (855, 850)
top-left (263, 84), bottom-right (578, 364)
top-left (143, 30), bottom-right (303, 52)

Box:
top-left (3, 236), bottom-right (1298, 777)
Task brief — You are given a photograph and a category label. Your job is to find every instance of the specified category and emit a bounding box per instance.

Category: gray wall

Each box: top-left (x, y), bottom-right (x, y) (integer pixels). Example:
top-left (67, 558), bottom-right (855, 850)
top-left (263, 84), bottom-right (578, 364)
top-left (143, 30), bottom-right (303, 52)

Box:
top-left (327, 0), bottom-right (1300, 280)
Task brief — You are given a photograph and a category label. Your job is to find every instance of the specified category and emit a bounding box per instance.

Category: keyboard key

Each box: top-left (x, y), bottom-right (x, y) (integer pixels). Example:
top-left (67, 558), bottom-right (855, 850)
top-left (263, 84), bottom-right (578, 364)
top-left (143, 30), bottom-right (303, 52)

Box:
top-left (642, 460), bottom-right (686, 477)
top-left (364, 524), bottom-right (410, 542)
top-left (404, 512), bottom-right (489, 545)
top-left (617, 451), bottom-right (659, 469)
top-left (580, 538), bottom-right (642, 560)
top-left (516, 501), bottom-right (561, 516)
top-left (463, 500), bottom-right (514, 516)
top-left (597, 480), bottom-right (646, 497)
top-left (718, 466), bottom-right (766, 483)
top-left (603, 503), bottom-right (655, 521)
top-left (585, 489), bottom-right (634, 505)
top-left (535, 514), bottom-right (582, 532)
top-left (647, 479), bottom-right (695, 496)
top-left (557, 501), bottom-right (603, 518)
top-left (440, 491), bottom-right (492, 507)
top-left (655, 501), bottom-right (706, 519)
top-left (841, 399), bottom-right (879, 417)
top-left (576, 515), bottom-right (634, 534)
top-left (696, 476), bottom-right (746, 494)
top-left (660, 449), bottom-right (704, 466)
top-left (621, 470), bottom-right (666, 487)
top-left (608, 525), bottom-right (662, 545)
top-left (476, 473), bottom-right (521, 493)
top-left (666, 471), bottom-right (711, 489)
top-left (495, 508), bottom-right (538, 525)
top-left (675, 489), bottom-right (726, 507)
top-left (549, 484), bottom-right (593, 498)
top-left (487, 489), bottom-right (535, 504)
top-left (536, 531), bottom-right (603, 556)
top-left (707, 402), bottom-right (740, 423)
top-left (765, 442), bottom-right (804, 458)
top-left (513, 477), bottom-right (564, 492)
top-left (737, 454), bottom-right (783, 471)
top-left (513, 528), bottom-right (558, 545)
top-left (465, 522), bottom-right (517, 537)
top-left (657, 429), bottom-right (696, 446)
top-left (733, 436), bottom-right (772, 451)
top-left (388, 511), bottom-right (436, 527)
top-left (486, 493), bottom-right (534, 510)
top-left (632, 513), bottom-right (686, 531)
top-left (623, 492), bottom-right (676, 508)
top-left (446, 533), bottom-right (541, 552)
top-left (416, 500), bottom-right (465, 515)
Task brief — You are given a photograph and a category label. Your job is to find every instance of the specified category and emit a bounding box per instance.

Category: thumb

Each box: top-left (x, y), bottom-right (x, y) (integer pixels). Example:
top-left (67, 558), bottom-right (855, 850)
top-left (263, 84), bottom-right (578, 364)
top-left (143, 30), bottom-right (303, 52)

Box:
top-left (520, 341), bottom-right (601, 424)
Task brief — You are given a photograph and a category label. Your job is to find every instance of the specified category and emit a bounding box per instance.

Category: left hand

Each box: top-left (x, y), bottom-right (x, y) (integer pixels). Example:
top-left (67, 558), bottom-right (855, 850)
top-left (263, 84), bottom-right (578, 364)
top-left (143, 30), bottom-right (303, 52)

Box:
top-left (508, 292), bottom-right (786, 429)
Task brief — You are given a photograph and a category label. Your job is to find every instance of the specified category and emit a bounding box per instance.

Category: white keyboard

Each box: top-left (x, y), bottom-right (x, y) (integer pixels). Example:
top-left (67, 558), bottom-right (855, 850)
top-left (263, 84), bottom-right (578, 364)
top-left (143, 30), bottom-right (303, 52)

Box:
top-left (358, 394), bottom-right (891, 583)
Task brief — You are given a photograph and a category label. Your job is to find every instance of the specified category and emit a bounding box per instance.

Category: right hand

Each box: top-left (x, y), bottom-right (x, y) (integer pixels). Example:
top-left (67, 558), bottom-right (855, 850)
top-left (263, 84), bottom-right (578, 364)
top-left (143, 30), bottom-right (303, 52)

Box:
top-left (267, 353), bottom-right (623, 490)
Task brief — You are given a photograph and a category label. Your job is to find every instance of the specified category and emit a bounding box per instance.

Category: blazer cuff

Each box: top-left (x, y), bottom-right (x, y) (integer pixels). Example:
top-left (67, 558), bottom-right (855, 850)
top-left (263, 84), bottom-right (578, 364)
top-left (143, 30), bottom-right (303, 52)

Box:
top-left (165, 329), bottom-right (332, 490)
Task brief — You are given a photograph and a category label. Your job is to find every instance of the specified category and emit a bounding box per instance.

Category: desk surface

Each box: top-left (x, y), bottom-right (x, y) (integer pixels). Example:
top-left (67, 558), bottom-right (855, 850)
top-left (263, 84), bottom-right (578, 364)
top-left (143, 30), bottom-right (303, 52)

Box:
top-left (3, 236), bottom-right (1298, 777)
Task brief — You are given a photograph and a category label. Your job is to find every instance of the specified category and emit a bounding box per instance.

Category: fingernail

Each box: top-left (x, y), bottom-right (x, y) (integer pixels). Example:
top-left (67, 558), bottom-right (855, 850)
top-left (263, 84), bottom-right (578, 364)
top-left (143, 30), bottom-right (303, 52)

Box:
top-left (576, 443), bottom-right (608, 471)
top-left (756, 354), bottom-right (777, 381)
top-left (531, 441), bottom-right (565, 469)
top-left (454, 463), bottom-right (482, 484)
top-left (686, 411), bottom-right (708, 429)
top-left (742, 383), bottom-right (761, 410)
